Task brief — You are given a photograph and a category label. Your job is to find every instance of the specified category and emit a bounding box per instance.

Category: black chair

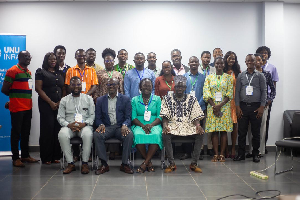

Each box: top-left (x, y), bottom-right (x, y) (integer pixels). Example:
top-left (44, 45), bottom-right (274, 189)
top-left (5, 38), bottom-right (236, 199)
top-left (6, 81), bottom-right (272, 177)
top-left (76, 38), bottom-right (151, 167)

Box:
top-left (61, 137), bottom-right (94, 171)
top-left (275, 112), bottom-right (300, 175)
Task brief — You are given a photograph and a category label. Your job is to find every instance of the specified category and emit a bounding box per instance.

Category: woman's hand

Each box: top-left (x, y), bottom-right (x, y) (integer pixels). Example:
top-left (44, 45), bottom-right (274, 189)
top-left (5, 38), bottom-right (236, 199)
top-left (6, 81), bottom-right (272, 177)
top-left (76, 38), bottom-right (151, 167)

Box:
top-left (49, 101), bottom-right (58, 110)
top-left (144, 124), bottom-right (153, 134)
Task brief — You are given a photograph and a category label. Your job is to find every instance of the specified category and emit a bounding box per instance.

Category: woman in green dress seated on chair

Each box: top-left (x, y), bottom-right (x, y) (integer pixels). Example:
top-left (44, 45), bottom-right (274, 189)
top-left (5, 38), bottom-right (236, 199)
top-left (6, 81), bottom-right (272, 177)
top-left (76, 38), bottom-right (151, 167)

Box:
top-left (131, 78), bottom-right (163, 173)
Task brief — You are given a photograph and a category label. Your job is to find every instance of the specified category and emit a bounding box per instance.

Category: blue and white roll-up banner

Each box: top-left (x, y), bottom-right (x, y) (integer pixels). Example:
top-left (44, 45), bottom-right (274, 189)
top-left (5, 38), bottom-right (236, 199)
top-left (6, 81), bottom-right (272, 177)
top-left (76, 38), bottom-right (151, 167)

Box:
top-left (0, 34), bottom-right (26, 154)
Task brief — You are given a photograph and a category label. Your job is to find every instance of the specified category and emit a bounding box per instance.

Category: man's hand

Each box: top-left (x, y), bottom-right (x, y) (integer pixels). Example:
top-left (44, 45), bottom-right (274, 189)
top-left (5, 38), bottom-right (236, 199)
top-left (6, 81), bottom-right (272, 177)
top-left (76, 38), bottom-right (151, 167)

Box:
top-left (121, 125), bottom-right (130, 137)
top-left (162, 126), bottom-right (171, 134)
top-left (4, 101), bottom-right (9, 109)
top-left (96, 124), bottom-right (105, 133)
top-left (196, 124), bottom-right (205, 135)
top-left (254, 106), bottom-right (264, 119)
top-left (77, 122), bottom-right (86, 130)
top-left (67, 122), bottom-right (80, 132)
top-left (236, 106), bottom-right (243, 119)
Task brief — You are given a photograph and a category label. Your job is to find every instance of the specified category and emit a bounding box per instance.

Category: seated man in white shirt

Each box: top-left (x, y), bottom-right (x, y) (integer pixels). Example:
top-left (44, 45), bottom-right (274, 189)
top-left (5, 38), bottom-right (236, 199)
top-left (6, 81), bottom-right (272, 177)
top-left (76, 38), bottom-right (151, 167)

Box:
top-left (57, 76), bottom-right (95, 174)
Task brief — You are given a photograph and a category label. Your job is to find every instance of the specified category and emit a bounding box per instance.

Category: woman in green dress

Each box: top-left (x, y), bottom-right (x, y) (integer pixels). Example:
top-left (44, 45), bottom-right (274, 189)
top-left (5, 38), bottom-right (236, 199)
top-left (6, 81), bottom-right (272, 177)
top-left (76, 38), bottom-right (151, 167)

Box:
top-left (203, 57), bottom-right (233, 162)
top-left (131, 78), bottom-right (163, 173)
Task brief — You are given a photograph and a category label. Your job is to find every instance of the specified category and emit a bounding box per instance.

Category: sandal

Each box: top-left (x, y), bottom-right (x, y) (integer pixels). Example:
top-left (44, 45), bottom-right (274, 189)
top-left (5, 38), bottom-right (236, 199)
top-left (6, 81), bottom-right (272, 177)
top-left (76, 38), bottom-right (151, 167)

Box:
top-left (136, 162), bottom-right (147, 173)
top-left (147, 161), bottom-right (155, 172)
top-left (211, 155), bottom-right (218, 162)
top-left (219, 155), bottom-right (226, 162)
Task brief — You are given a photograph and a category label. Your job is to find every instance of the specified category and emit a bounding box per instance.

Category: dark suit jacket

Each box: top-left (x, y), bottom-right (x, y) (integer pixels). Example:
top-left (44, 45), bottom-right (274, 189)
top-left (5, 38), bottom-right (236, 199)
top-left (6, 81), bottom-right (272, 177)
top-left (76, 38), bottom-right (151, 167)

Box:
top-left (95, 93), bottom-right (132, 128)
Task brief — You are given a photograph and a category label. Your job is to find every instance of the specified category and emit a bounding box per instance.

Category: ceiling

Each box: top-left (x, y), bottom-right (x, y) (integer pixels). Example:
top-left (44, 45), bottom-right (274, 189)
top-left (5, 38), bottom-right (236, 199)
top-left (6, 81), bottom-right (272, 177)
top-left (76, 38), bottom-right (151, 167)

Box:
top-left (0, 0), bottom-right (299, 3)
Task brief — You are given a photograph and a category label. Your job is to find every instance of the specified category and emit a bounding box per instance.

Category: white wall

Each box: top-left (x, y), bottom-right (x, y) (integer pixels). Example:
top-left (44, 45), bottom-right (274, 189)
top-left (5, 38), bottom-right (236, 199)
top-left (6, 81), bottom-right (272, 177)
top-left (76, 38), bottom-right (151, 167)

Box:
top-left (1, 1), bottom-right (295, 147)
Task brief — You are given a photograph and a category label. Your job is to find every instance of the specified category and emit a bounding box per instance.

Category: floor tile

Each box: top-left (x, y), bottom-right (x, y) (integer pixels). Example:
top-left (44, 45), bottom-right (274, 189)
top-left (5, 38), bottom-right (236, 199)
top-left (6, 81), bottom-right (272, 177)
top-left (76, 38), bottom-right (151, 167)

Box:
top-left (249, 182), bottom-right (300, 196)
top-left (90, 185), bottom-right (147, 199)
top-left (147, 184), bottom-right (205, 198)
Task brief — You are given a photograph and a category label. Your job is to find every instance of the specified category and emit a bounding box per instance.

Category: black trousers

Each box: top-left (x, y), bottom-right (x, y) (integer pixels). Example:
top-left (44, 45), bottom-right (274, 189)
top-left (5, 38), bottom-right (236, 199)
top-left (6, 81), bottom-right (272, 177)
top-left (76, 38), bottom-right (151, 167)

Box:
top-left (10, 109), bottom-right (32, 161)
top-left (265, 102), bottom-right (272, 146)
top-left (237, 102), bottom-right (262, 156)
top-left (39, 100), bottom-right (62, 162)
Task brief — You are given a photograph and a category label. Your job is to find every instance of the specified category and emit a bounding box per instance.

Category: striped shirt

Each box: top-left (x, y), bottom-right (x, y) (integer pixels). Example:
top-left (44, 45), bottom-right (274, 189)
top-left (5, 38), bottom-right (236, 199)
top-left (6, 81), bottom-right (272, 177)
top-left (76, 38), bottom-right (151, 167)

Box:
top-left (65, 65), bottom-right (98, 94)
top-left (4, 64), bottom-right (32, 113)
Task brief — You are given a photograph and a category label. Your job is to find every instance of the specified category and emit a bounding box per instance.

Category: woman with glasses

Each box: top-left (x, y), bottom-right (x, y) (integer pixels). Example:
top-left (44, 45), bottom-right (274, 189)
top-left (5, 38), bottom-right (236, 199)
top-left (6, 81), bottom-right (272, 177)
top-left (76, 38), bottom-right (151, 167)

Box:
top-left (94, 48), bottom-right (124, 100)
top-left (131, 78), bottom-right (163, 173)
top-left (35, 52), bottom-right (64, 164)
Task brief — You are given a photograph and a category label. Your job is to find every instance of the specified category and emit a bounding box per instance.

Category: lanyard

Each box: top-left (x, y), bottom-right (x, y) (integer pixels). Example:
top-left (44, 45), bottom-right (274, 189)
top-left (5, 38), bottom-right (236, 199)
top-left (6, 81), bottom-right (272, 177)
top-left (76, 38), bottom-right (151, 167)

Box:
top-left (73, 95), bottom-right (82, 114)
top-left (215, 74), bottom-right (223, 89)
top-left (246, 73), bottom-right (254, 86)
top-left (105, 69), bottom-right (113, 78)
top-left (201, 65), bottom-right (210, 76)
top-left (189, 74), bottom-right (199, 91)
top-left (78, 67), bottom-right (86, 81)
top-left (139, 94), bottom-right (153, 111)
top-left (135, 68), bottom-right (144, 81)
top-left (16, 64), bottom-right (31, 78)
top-left (165, 80), bottom-right (173, 91)
top-left (116, 64), bottom-right (127, 75)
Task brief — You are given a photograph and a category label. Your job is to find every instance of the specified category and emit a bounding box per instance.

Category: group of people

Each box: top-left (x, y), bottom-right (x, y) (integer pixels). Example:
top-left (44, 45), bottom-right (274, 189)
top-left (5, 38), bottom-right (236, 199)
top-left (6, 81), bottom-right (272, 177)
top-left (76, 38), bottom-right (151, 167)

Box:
top-left (1, 45), bottom-right (278, 175)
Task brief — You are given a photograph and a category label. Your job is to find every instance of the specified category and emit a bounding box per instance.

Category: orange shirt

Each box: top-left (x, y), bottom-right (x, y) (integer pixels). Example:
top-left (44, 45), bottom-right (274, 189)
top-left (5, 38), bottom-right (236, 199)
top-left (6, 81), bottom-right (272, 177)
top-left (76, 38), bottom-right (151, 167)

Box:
top-left (65, 65), bottom-right (98, 94)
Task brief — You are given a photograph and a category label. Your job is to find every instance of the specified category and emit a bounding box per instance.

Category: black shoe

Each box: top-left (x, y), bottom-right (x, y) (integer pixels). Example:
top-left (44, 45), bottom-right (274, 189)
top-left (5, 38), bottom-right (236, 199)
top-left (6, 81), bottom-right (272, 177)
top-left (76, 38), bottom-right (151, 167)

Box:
top-left (265, 148), bottom-right (268, 154)
top-left (253, 155), bottom-right (260, 163)
top-left (200, 150), bottom-right (204, 155)
top-left (180, 153), bottom-right (191, 160)
top-left (199, 155), bottom-right (204, 160)
top-left (245, 153), bottom-right (253, 158)
top-left (233, 155), bottom-right (245, 161)
top-left (207, 149), bottom-right (214, 156)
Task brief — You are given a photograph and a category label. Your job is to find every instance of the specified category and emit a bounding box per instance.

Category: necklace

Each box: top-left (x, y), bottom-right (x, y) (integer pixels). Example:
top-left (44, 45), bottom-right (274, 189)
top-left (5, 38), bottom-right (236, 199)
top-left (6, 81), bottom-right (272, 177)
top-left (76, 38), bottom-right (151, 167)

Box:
top-left (174, 94), bottom-right (186, 102)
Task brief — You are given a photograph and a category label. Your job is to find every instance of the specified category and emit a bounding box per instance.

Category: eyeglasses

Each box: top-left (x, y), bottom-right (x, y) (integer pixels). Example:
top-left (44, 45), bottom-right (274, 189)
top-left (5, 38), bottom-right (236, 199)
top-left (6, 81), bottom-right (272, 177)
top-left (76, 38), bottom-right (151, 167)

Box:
top-left (104, 60), bottom-right (114, 63)
top-left (107, 83), bottom-right (118, 86)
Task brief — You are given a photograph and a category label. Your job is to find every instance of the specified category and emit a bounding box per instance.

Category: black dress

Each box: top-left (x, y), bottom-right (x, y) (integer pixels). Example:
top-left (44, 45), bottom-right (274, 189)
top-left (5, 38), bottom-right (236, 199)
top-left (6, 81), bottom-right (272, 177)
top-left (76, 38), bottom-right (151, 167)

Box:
top-left (35, 68), bottom-right (64, 163)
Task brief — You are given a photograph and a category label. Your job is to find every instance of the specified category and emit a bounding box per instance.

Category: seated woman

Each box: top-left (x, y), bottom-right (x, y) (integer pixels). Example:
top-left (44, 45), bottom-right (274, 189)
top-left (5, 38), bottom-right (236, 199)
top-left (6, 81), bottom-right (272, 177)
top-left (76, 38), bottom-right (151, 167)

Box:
top-left (203, 57), bottom-right (233, 162)
top-left (131, 78), bottom-right (163, 173)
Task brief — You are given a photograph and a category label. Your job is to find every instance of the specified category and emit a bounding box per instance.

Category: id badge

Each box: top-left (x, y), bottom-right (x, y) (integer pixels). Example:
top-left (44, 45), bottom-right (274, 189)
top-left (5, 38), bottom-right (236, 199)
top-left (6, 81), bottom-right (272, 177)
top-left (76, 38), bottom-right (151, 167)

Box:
top-left (215, 92), bottom-right (222, 102)
top-left (246, 86), bottom-right (253, 96)
top-left (28, 79), bottom-right (33, 89)
top-left (82, 82), bottom-right (86, 92)
top-left (144, 111), bottom-right (151, 122)
top-left (168, 91), bottom-right (173, 96)
top-left (139, 89), bottom-right (141, 94)
top-left (75, 113), bottom-right (83, 122)
top-left (190, 90), bottom-right (196, 97)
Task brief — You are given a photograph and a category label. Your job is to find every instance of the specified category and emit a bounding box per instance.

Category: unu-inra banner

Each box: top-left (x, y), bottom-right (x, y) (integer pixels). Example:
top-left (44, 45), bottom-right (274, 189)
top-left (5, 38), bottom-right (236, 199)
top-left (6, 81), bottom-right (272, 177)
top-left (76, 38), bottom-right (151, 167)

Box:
top-left (0, 34), bottom-right (26, 154)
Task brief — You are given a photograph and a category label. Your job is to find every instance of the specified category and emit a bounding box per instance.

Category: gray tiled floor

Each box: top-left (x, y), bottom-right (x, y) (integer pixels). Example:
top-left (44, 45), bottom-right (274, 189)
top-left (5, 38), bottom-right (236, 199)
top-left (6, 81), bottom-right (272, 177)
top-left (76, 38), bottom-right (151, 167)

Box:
top-left (0, 152), bottom-right (299, 200)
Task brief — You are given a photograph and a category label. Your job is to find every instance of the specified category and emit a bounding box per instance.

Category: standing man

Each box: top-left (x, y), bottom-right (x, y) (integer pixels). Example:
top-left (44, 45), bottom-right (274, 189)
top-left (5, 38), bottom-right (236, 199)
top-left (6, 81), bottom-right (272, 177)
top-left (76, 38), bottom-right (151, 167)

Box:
top-left (234, 54), bottom-right (267, 163)
top-left (255, 46), bottom-right (279, 154)
top-left (171, 49), bottom-right (189, 75)
top-left (124, 52), bottom-right (156, 99)
top-left (1, 51), bottom-right (39, 167)
top-left (183, 56), bottom-right (206, 160)
top-left (65, 49), bottom-right (98, 96)
top-left (86, 48), bottom-right (104, 72)
top-left (114, 49), bottom-right (135, 78)
top-left (147, 52), bottom-right (159, 78)
top-left (199, 51), bottom-right (216, 156)
top-left (57, 76), bottom-right (95, 174)
top-left (210, 48), bottom-right (223, 67)
top-left (94, 78), bottom-right (134, 175)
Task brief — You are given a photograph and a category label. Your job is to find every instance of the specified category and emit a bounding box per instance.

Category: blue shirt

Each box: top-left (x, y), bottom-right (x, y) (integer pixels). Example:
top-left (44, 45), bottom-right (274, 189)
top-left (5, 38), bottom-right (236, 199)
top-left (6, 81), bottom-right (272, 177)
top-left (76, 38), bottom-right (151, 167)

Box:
top-left (124, 67), bottom-right (156, 99)
top-left (184, 72), bottom-right (206, 111)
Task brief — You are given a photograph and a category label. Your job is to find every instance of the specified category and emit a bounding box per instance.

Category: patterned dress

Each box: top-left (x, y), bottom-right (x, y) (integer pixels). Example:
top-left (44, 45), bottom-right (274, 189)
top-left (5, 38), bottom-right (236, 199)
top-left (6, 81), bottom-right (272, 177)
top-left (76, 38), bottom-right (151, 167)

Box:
top-left (160, 94), bottom-right (204, 136)
top-left (114, 63), bottom-right (134, 78)
top-left (94, 70), bottom-right (124, 99)
top-left (131, 95), bottom-right (163, 149)
top-left (203, 73), bottom-right (233, 133)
